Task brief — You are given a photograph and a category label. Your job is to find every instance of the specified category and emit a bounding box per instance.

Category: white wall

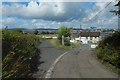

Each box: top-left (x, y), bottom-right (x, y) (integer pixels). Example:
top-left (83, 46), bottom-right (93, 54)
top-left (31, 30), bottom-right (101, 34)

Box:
top-left (91, 44), bottom-right (98, 48)
top-left (80, 37), bottom-right (100, 44)
top-left (81, 37), bottom-right (88, 44)
top-left (70, 36), bottom-right (100, 44)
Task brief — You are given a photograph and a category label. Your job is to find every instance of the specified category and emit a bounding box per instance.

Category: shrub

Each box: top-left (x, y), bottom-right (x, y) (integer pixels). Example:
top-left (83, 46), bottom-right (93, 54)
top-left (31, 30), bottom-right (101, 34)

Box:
top-left (34, 30), bottom-right (39, 35)
top-left (2, 30), bottom-right (40, 78)
top-left (96, 31), bottom-right (120, 69)
top-left (57, 26), bottom-right (71, 41)
top-left (96, 46), bottom-right (119, 69)
top-left (99, 31), bottom-right (120, 49)
top-left (13, 29), bottom-right (23, 34)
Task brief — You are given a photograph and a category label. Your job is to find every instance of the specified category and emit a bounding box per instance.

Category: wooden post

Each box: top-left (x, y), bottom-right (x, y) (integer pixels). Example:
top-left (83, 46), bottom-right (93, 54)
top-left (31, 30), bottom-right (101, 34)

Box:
top-left (68, 36), bottom-right (70, 43)
top-left (62, 35), bottom-right (64, 46)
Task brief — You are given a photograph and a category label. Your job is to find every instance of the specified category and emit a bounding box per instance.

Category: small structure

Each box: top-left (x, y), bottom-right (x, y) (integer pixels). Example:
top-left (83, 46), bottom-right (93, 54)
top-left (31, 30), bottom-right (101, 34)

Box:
top-left (62, 35), bottom-right (64, 46)
top-left (71, 33), bottom-right (80, 43)
top-left (70, 32), bottom-right (100, 45)
top-left (80, 32), bottom-right (100, 44)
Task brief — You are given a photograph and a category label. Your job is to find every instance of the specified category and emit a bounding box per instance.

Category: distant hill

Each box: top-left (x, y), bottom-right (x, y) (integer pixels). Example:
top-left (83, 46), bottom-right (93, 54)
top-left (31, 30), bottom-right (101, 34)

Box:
top-left (34, 28), bottom-right (58, 30)
top-left (7, 28), bottom-right (28, 30)
top-left (6, 28), bottom-right (95, 30)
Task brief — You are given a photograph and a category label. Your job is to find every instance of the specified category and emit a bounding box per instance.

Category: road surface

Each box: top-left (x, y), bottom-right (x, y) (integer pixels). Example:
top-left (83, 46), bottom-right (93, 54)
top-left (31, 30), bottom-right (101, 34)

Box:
top-left (32, 41), bottom-right (66, 78)
top-left (51, 45), bottom-right (118, 78)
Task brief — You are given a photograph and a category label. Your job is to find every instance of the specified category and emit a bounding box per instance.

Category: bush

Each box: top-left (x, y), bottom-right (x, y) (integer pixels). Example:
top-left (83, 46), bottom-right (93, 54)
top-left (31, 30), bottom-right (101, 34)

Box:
top-left (96, 31), bottom-right (120, 69)
top-left (13, 29), bottom-right (23, 34)
top-left (96, 46), bottom-right (119, 69)
top-left (34, 30), bottom-right (39, 35)
top-left (2, 30), bottom-right (40, 78)
top-left (99, 31), bottom-right (120, 49)
top-left (64, 38), bottom-right (70, 46)
top-left (57, 26), bottom-right (71, 41)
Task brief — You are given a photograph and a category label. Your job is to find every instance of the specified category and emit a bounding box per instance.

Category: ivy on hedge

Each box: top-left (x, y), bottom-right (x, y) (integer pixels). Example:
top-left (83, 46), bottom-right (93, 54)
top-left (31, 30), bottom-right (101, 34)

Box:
top-left (2, 30), bottom-right (40, 78)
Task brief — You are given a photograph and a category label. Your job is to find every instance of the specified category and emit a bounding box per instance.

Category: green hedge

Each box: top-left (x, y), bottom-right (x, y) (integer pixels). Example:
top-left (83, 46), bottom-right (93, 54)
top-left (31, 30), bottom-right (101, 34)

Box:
top-left (99, 31), bottom-right (120, 49)
top-left (96, 31), bottom-right (120, 69)
top-left (2, 30), bottom-right (40, 78)
top-left (96, 46), bottom-right (119, 68)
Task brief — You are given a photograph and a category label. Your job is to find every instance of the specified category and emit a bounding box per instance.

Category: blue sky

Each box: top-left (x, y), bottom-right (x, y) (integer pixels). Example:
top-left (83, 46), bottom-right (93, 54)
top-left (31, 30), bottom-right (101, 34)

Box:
top-left (1, 0), bottom-right (118, 29)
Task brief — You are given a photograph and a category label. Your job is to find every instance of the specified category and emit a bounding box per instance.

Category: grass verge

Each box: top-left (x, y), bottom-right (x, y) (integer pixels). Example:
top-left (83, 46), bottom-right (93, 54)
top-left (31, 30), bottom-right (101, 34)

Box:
top-left (48, 39), bottom-right (80, 50)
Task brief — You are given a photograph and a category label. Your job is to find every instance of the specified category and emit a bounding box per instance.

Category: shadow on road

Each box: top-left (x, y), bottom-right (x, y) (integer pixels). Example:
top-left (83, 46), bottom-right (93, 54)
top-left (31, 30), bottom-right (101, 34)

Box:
top-left (30, 48), bottom-right (45, 80)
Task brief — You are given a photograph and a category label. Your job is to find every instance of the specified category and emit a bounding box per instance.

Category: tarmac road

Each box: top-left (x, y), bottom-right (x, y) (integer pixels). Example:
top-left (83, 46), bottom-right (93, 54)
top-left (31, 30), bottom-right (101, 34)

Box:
top-left (51, 44), bottom-right (118, 78)
top-left (32, 41), bottom-right (66, 78)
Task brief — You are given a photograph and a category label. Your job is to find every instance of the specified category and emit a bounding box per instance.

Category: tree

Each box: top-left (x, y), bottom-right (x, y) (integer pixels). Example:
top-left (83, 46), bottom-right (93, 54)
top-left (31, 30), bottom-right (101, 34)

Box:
top-left (57, 26), bottom-right (71, 41)
top-left (99, 31), bottom-right (120, 49)
top-left (34, 30), bottom-right (39, 35)
top-left (13, 29), bottom-right (23, 34)
top-left (5, 26), bottom-right (8, 30)
top-left (110, 1), bottom-right (120, 15)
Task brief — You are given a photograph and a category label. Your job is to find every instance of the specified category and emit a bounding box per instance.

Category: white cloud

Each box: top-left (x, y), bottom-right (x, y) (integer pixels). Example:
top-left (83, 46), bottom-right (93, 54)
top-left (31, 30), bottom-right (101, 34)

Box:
top-left (1, 0), bottom-right (32, 2)
top-left (2, 17), bottom-right (15, 25)
top-left (2, 1), bottom-right (85, 21)
top-left (1, 0), bottom-right (116, 2)
top-left (32, 19), bottom-right (37, 23)
top-left (1, 1), bottom-right (118, 29)
top-left (81, 1), bottom-right (118, 29)
top-left (0, 3), bottom-right (2, 16)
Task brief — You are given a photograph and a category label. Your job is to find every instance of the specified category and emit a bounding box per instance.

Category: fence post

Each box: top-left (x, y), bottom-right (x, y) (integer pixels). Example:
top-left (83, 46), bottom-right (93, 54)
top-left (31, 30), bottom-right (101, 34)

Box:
top-left (62, 35), bottom-right (64, 46)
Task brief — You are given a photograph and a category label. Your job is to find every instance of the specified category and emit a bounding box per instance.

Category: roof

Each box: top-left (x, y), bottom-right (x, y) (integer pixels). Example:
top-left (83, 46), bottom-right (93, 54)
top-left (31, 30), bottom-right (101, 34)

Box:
top-left (80, 32), bottom-right (100, 37)
top-left (72, 33), bottom-right (80, 38)
top-left (100, 32), bottom-right (113, 37)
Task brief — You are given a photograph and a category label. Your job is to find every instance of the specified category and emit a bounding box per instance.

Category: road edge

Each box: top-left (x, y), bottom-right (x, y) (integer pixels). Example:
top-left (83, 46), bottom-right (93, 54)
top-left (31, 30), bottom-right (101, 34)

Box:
top-left (45, 52), bottom-right (68, 78)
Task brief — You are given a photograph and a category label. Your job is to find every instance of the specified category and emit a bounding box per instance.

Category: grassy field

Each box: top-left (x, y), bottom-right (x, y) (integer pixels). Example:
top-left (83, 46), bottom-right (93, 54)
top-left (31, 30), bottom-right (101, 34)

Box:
top-left (48, 39), bottom-right (80, 50)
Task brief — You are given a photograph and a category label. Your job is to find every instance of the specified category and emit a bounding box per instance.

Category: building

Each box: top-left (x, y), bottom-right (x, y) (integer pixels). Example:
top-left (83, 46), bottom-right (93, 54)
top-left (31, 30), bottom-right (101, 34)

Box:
top-left (80, 32), bottom-right (100, 44)
top-left (71, 32), bottom-right (100, 44)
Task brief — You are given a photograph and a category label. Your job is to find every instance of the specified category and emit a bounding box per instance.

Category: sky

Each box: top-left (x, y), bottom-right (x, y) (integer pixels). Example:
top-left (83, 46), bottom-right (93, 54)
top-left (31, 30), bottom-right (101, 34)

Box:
top-left (0, 0), bottom-right (119, 29)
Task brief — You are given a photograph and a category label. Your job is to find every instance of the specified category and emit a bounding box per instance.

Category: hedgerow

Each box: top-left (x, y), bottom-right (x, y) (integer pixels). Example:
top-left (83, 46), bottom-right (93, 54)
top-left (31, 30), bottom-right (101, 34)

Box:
top-left (2, 30), bottom-right (40, 78)
top-left (96, 31), bottom-right (120, 70)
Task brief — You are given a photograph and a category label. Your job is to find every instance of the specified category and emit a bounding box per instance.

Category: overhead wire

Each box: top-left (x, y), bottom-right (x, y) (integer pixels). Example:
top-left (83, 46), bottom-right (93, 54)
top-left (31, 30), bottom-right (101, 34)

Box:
top-left (81, 0), bottom-right (118, 29)
top-left (88, 1), bottom-right (113, 22)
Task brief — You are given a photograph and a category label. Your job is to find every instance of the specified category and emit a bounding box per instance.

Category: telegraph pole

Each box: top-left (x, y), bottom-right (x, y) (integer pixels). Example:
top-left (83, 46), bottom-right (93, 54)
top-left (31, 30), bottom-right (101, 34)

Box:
top-left (80, 24), bottom-right (82, 30)
top-left (118, 2), bottom-right (120, 30)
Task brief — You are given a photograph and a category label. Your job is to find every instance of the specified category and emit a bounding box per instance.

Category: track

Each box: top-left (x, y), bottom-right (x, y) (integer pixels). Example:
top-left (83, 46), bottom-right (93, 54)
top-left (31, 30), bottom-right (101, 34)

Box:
top-left (51, 45), bottom-right (118, 78)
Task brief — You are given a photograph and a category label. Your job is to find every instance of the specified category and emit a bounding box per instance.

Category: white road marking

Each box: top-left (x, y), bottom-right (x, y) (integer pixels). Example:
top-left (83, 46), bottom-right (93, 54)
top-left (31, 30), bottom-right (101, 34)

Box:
top-left (45, 52), bottom-right (68, 78)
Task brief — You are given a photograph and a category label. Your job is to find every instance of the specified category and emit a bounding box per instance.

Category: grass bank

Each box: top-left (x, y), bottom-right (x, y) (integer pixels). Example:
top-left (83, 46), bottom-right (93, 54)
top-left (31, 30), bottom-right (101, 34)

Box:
top-left (48, 39), bottom-right (80, 50)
